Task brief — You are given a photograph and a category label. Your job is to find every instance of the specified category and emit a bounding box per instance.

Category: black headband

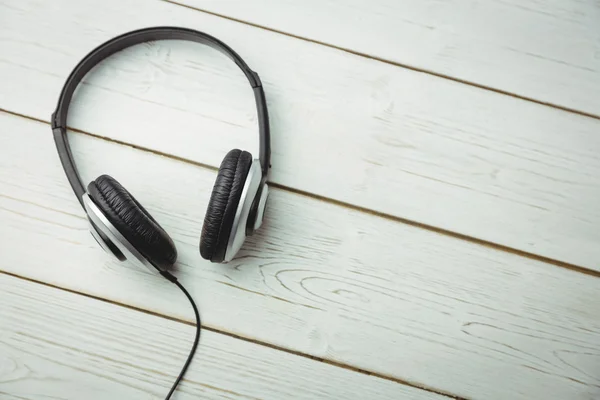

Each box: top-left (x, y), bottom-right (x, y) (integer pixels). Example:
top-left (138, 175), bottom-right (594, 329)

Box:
top-left (52, 27), bottom-right (271, 207)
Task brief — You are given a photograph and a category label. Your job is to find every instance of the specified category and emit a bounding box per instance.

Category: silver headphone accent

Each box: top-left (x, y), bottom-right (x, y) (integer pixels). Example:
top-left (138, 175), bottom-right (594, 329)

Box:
top-left (224, 160), bottom-right (264, 262)
top-left (83, 193), bottom-right (165, 273)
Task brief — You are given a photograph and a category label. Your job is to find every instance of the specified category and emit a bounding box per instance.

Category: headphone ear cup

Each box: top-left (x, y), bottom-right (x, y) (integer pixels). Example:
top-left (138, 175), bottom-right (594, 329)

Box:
top-left (87, 175), bottom-right (177, 267)
top-left (200, 149), bottom-right (252, 262)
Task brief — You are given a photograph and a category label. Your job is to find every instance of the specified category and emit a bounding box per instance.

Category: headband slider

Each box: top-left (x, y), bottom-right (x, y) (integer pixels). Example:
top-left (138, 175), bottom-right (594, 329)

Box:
top-left (250, 71), bottom-right (262, 88)
top-left (51, 111), bottom-right (62, 130)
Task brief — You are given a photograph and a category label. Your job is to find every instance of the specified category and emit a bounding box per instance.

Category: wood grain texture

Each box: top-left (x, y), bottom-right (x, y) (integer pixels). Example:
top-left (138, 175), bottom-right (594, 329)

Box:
top-left (1, 113), bottom-right (599, 399)
top-left (0, 274), bottom-right (435, 400)
top-left (178, 0), bottom-right (600, 116)
top-left (2, 0), bottom-right (600, 270)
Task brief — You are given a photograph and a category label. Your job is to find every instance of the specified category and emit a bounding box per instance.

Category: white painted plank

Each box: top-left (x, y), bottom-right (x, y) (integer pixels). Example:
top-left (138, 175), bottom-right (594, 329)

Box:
top-left (1, 113), bottom-right (599, 399)
top-left (0, 274), bottom-right (433, 400)
top-left (1, 0), bottom-right (600, 270)
top-left (178, 0), bottom-right (600, 116)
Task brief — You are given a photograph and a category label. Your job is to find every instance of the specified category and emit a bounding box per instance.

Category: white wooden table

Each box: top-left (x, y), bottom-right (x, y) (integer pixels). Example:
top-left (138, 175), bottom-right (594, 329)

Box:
top-left (1, 1), bottom-right (599, 399)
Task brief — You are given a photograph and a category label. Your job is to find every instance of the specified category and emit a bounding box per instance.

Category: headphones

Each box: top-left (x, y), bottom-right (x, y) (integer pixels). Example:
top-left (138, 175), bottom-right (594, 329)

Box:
top-left (51, 27), bottom-right (271, 274)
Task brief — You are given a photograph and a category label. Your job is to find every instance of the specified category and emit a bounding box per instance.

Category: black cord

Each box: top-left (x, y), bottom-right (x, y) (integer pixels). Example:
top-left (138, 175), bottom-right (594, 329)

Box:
top-left (161, 271), bottom-right (201, 400)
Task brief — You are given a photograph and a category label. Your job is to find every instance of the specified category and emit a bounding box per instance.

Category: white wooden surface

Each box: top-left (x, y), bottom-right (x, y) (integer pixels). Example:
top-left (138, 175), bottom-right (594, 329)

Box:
top-left (1, 0), bottom-right (600, 399)
top-left (1, 113), bottom-right (600, 399)
top-left (0, 274), bottom-right (433, 400)
top-left (2, 0), bottom-right (600, 270)
top-left (178, 0), bottom-right (600, 116)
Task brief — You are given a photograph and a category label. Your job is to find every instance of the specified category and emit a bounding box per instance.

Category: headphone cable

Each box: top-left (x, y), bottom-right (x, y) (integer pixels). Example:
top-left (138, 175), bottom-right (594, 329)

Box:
top-left (161, 271), bottom-right (201, 399)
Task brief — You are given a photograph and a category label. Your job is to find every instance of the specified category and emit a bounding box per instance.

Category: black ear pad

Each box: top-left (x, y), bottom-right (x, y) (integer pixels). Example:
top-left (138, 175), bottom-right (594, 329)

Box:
top-left (87, 175), bottom-right (177, 267)
top-left (200, 149), bottom-right (252, 262)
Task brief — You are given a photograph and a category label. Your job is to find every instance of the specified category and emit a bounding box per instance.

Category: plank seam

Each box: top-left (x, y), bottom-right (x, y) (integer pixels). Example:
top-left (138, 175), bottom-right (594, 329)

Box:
top-left (2, 107), bottom-right (599, 279)
top-left (160, 0), bottom-right (600, 122)
top-left (3, 107), bottom-right (600, 278)
top-left (0, 269), bottom-right (465, 400)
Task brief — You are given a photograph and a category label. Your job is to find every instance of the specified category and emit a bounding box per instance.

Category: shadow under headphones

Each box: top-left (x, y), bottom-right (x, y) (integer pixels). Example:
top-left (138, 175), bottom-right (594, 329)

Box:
top-left (51, 27), bottom-right (271, 399)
